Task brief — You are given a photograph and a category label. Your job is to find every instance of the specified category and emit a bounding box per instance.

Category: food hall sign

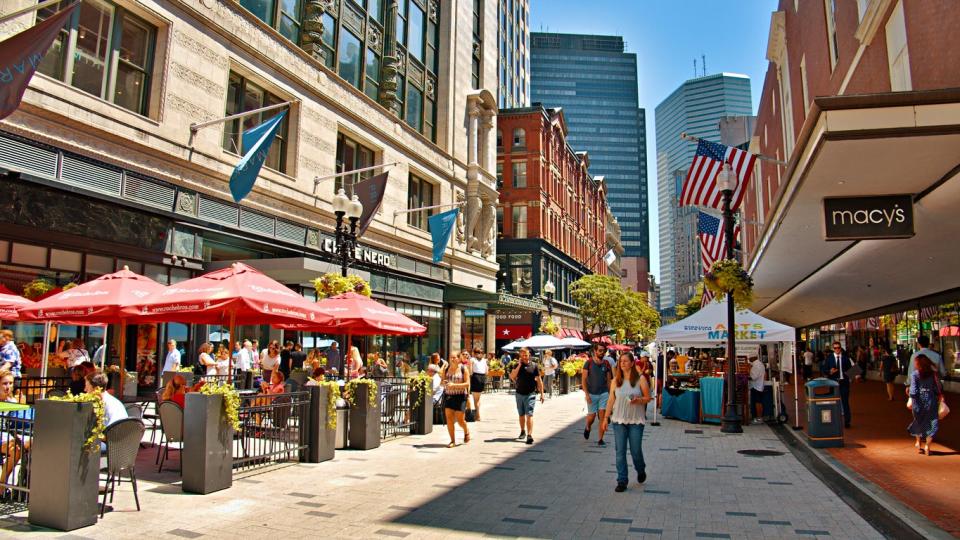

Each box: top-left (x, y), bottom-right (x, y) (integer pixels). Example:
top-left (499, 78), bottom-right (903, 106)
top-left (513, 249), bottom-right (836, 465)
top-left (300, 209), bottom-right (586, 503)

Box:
top-left (823, 195), bottom-right (914, 241)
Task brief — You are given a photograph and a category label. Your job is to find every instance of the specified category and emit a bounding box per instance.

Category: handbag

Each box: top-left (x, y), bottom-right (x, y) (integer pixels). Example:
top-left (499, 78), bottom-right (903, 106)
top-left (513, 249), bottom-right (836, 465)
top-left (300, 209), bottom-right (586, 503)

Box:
top-left (935, 373), bottom-right (949, 420)
top-left (906, 397), bottom-right (913, 410)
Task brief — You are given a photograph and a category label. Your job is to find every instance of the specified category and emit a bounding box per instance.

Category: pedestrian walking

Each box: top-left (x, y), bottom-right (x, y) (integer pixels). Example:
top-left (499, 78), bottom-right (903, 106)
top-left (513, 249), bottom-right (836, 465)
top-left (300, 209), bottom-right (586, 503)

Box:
top-left (907, 354), bottom-right (946, 455)
top-left (803, 347), bottom-right (814, 380)
top-left (601, 351), bottom-right (651, 492)
top-left (441, 351), bottom-right (471, 447)
top-left (470, 348), bottom-right (488, 420)
top-left (880, 345), bottom-right (898, 400)
top-left (542, 349), bottom-right (558, 397)
top-left (822, 342), bottom-right (854, 428)
top-left (749, 356), bottom-right (766, 424)
top-left (582, 343), bottom-right (613, 446)
top-left (908, 335), bottom-right (946, 381)
top-left (509, 347), bottom-right (544, 445)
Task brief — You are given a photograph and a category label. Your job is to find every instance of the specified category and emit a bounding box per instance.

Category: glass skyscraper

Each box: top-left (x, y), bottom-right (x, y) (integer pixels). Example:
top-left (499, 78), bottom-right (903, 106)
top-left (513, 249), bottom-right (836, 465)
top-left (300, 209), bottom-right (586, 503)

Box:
top-left (498, 0), bottom-right (530, 109)
top-left (530, 33), bottom-right (648, 260)
top-left (655, 73), bottom-right (752, 312)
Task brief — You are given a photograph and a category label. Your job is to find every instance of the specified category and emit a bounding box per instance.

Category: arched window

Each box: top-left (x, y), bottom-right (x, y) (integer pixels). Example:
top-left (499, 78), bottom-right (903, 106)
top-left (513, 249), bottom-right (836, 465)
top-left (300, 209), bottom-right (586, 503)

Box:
top-left (512, 128), bottom-right (525, 148)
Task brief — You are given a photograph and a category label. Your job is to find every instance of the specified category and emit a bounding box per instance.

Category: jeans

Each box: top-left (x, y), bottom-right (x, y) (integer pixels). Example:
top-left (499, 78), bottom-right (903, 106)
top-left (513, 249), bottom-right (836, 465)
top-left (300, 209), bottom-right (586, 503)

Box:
top-left (612, 422), bottom-right (645, 485)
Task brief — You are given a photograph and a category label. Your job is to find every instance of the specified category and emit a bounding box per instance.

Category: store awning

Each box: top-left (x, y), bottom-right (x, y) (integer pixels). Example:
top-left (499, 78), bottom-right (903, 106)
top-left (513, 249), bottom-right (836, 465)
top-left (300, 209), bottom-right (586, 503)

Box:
top-left (443, 285), bottom-right (545, 312)
top-left (748, 89), bottom-right (960, 328)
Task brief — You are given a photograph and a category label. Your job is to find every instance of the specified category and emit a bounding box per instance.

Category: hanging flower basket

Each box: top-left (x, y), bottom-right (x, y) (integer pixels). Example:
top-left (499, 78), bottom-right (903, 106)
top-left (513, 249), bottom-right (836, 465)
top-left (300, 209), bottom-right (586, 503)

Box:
top-left (22, 278), bottom-right (55, 300)
top-left (540, 316), bottom-right (560, 336)
top-left (704, 259), bottom-right (754, 309)
top-left (312, 273), bottom-right (371, 299)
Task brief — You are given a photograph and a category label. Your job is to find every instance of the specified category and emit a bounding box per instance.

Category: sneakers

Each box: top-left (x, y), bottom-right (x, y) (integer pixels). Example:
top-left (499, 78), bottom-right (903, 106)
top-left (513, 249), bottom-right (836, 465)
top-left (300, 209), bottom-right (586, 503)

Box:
top-left (750, 418), bottom-right (763, 425)
top-left (638, 471), bottom-right (647, 484)
top-left (526, 436), bottom-right (534, 445)
top-left (597, 439), bottom-right (606, 447)
top-left (518, 430), bottom-right (526, 439)
top-left (615, 483), bottom-right (627, 493)
top-left (583, 428), bottom-right (590, 440)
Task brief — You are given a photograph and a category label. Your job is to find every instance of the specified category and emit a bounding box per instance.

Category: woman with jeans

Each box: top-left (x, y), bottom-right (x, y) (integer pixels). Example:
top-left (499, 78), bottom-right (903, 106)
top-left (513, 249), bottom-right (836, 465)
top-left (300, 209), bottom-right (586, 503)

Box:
top-left (602, 351), bottom-right (651, 492)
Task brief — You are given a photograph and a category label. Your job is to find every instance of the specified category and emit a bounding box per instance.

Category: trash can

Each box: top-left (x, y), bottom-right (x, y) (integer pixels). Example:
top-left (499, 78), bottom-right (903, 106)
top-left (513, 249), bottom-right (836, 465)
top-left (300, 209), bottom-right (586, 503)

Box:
top-left (805, 378), bottom-right (843, 448)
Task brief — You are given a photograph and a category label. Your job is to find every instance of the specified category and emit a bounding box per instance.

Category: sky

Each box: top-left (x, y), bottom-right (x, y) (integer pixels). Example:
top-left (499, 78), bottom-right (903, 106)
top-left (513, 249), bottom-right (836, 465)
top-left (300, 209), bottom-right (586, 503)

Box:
top-left (529, 0), bottom-right (777, 281)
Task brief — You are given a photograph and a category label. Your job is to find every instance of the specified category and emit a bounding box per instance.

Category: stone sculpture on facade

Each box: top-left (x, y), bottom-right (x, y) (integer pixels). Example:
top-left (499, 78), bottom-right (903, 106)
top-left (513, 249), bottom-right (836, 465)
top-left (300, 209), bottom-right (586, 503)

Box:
top-left (479, 198), bottom-right (496, 257)
top-left (300, 0), bottom-right (334, 62)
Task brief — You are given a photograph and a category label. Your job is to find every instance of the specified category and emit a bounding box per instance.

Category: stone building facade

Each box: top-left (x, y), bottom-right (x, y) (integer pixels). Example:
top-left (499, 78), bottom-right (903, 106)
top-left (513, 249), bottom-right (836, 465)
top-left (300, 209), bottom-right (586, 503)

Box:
top-left (0, 0), bottom-right (505, 372)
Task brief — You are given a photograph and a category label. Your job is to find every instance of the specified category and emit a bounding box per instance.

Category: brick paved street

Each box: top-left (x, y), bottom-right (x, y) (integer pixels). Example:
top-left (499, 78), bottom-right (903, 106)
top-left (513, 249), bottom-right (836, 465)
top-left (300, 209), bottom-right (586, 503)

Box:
top-left (0, 392), bottom-right (882, 540)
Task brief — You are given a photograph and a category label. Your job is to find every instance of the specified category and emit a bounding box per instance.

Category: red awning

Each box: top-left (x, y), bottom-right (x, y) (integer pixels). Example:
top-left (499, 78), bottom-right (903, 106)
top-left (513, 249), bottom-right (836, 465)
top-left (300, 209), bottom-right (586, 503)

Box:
top-left (0, 293), bottom-right (33, 321)
top-left (940, 325), bottom-right (960, 337)
top-left (496, 325), bottom-right (532, 340)
top-left (124, 262), bottom-right (334, 326)
top-left (20, 267), bottom-right (166, 324)
top-left (294, 292), bottom-right (425, 336)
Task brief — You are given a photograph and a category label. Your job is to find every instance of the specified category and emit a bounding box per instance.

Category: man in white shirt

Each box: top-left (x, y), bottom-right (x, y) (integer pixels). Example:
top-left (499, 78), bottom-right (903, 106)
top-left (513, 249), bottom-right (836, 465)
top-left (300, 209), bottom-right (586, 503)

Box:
top-left (803, 348), bottom-right (815, 380)
top-left (162, 339), bottom-right (181, 375)
top-left (908, 335), bottom-right (946, 383)
top-left (236, 340), bottom-right (253, 372)
top-left (85, 371), bottom-right (128, 428)
top-left (749, 357), bottom-right (766, 424)
top-left (542, 350), bottom-right (558, 397)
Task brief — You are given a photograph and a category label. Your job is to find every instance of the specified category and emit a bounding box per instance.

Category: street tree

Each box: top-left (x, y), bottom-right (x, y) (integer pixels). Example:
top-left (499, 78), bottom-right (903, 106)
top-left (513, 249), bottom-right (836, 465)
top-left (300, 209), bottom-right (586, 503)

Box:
top-left (570, 274), bottom-right (660, 342)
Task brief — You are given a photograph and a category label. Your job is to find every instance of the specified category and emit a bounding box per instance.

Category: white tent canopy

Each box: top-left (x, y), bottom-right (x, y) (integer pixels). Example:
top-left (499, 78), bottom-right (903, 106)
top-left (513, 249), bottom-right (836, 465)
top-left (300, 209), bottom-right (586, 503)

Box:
top-left (656, 298), bottom-right (795, 345)
top-left (652, 297), bottom-right (800, 428)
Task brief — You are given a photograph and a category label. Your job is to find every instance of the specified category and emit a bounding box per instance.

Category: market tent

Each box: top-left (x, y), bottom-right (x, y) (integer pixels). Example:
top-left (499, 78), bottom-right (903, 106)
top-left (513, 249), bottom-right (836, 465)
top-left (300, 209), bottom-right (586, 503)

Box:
top-left (653, 298), bottom-right (798, 427)
top-left (515, 334), bottom-right (566, 350)
top-left (558, 336), bottom-right (591, 349)
top-left (655, 299), bottom-right (795, 345)
top-left (0, 292), bottom-right (34, 321)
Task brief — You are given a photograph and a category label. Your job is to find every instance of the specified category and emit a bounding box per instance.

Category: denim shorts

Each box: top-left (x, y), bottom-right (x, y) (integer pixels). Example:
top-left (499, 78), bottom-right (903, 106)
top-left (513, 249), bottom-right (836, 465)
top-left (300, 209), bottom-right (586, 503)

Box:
top-left (588, 392), bottom-right (609, 414)
top-left (515, 393), bottom-right (537, 416)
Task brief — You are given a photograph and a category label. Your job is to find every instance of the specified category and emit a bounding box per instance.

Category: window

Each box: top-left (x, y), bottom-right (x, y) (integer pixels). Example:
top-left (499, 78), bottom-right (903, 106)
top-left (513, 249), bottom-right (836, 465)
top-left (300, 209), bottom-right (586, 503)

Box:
top-left (824, 0), bottom-right (839, 70)
top-left (496, 130), bottom-right (503, 148)
top-left (472, 0), bottom-right (482, 89)
top-left (239, 0), bottom-right (303, 42)
top-left (395, 0), bottom-right (439, 139)
top-left (407, 175), bottom-right (434, 230)
top-left (303, 0), bottom-right (383, 101)
top-left (496, 162), bottom-right (503, 187)
top-left (222, 72), bottom-right (289, 173)
top-left (335, 133), bottom-right (376, 194)
top-left (512, 161), bottom-right (526, 188)
top-left (885, 1), bottom-right (912, 91)
top-left (37, 0), bottom-right (156, 116)
top-left (512, 206), bottom-right (527, 239)
top-left (512, 128), bottom-right (525, 147)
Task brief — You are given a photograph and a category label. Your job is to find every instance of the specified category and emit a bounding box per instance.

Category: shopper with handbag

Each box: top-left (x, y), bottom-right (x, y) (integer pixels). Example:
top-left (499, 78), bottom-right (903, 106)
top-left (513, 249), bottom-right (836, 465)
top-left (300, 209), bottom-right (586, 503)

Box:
top-left (907, 354), bottom-right (948, 455)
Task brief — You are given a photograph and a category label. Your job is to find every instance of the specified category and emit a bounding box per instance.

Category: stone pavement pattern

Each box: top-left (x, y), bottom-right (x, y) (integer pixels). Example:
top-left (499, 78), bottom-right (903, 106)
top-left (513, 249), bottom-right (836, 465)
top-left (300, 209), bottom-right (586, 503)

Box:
top-left (0, 392), bottom-right (882, 539)
top-left (785, 377), bottom-right (959, 536)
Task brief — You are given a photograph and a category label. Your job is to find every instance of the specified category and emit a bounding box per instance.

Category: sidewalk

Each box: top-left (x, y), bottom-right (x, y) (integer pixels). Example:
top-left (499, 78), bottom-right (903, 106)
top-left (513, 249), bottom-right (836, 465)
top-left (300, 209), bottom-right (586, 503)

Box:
top-left (0, 392), bottom-right (881, 539)
top-left (784, 376), bottom-right (959, 537)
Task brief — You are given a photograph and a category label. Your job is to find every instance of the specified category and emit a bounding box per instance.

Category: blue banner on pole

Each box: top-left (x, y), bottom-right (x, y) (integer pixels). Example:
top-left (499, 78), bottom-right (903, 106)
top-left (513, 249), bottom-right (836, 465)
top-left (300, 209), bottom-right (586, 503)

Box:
top-left (428, 208), bottom-right (460, 263)
top-left (229, 111), bottom-right (286, 203)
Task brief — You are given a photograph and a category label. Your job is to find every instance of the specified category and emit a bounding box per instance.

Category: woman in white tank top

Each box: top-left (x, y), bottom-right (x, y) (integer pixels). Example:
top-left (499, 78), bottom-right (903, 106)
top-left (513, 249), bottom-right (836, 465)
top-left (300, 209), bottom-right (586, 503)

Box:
top-left (602, 351), bottom-right (652, 492)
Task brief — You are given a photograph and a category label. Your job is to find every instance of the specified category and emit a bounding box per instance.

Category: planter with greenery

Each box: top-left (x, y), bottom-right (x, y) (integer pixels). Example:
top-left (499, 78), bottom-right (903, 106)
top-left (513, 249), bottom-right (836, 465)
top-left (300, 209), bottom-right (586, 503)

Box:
top-left (182, 383), bottom-right (238, 494)
top-left (28, 398), bottom-right (102, 530)
top-left (703, 259), bottom-right (754, 309)
top-left (312, 273), bottom-right (372, 299)
top-left (306, 381), bottom-right (340, 462)
top-left (345, 378), bottom-right (380, 450)
top-left (407, 372), bottom-right (433, 435)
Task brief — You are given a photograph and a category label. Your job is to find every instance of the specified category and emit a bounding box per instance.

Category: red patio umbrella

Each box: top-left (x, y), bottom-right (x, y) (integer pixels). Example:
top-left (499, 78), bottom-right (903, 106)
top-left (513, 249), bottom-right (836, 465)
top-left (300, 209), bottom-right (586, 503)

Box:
top-left (18, 267), bottom-right (168, 381)
top-left (0, 292), bottom-right (34, 321)
top-left (0, 284), bottom-right (16, 296)
top-left (124, 263), bottom-right (336, 376)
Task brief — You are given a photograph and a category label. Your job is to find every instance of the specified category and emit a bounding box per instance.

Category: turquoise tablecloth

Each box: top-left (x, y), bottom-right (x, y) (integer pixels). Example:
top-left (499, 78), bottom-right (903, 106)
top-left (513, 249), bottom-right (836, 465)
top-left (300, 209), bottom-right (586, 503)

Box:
top-left (700, 377), bottom-right (724, 424)
top-left (661, 388), bottom-right (700, 423)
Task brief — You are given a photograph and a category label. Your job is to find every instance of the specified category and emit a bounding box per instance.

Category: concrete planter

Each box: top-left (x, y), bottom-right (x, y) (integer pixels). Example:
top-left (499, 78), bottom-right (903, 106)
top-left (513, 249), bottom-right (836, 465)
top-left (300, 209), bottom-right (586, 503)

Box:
top-left (410, 383), bottom-right (433, 435)
top-left (348, 383), bottom-right (380, 450)
top-left (182, 393), bottom-right (233, 495)
top-left (306, 386), bottom-right (336, 463)
top-left (28, 400), bottom-right (100, 531)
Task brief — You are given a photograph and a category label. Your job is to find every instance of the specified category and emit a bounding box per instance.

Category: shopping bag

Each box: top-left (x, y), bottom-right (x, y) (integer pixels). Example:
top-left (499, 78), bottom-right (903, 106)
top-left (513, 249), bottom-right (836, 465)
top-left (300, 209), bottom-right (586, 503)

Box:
top-left (939, 400), bottom-right (950, 420)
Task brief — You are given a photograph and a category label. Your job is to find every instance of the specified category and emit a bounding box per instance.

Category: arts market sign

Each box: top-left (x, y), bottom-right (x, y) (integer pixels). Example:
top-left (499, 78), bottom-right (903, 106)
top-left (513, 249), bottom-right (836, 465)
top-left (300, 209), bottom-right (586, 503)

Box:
top-left (823, 195), bottom-right (914, 241)
top-left (706, 323), bottom-right (769, 341)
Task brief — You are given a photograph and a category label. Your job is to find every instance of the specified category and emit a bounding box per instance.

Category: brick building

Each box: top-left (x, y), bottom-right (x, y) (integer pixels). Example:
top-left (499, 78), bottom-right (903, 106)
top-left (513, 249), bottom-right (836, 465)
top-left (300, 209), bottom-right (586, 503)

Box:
top-left (745, 0), bottom-right (960, 373)
top-left (494, 105), bottom-right (610, 342)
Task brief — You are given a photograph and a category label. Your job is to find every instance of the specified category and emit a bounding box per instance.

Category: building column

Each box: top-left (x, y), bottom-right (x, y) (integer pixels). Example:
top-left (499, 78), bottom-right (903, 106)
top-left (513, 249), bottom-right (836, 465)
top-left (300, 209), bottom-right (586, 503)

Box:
top-left (485, 313), bottom-right (496, 353)
top-left (480, 111), bottom-right (495, 172)
top-left (467, 104), bottom-right (480, 166)
top-left (448, 308), bottom-right (463, 356)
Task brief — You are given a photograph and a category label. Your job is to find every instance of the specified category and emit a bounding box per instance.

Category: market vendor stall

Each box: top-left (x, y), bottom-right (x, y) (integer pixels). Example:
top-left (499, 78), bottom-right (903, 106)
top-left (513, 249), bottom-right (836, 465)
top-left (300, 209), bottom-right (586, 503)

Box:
top-left (653, 298), bottom-right (798, 427)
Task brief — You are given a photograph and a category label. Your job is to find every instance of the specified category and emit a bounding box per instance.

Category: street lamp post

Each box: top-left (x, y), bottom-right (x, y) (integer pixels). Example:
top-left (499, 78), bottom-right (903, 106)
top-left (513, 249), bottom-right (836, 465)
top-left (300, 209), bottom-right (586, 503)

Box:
top-left (717, 164), bottom-right (743, 434)
top-left (543, 280), bottom-right (556, 321)
top-left (332, 188), bottom-right (364, 277)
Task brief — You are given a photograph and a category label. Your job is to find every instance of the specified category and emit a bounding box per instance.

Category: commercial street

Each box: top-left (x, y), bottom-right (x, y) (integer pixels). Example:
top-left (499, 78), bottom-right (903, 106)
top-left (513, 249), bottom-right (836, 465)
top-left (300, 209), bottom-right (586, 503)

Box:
top-left (0, 392), bottom-right (881, 540)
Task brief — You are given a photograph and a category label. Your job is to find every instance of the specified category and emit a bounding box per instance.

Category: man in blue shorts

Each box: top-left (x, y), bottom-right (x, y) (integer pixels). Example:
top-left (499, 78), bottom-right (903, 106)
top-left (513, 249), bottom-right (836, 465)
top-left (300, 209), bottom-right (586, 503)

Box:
top-left (583, 343), bottom-right (613, 446)
top-left (510, 347), bottom-right (545, 445)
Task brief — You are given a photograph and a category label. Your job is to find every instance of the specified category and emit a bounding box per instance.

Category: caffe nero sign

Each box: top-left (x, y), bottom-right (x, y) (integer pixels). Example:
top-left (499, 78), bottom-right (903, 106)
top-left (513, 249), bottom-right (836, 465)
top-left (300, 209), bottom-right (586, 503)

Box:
top-left (823, 195), bottom-right (914, 241)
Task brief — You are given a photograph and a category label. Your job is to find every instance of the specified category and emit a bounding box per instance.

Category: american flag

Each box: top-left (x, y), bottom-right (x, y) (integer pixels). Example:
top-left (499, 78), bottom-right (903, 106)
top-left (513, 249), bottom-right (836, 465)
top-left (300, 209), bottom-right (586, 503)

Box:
top-left (681, 139), bottom-right (757, 211)
top-left (919, 305), bottom-right (939, 321)
top-left (700, 287), bottom-right (714, 308)
top-left (697, 211), bottom-right (740, 272)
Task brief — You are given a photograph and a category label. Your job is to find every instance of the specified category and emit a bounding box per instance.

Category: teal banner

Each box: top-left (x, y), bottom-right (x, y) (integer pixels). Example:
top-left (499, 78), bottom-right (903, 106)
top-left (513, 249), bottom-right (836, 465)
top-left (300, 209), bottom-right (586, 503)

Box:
top-left (229, 111), bottom-right (286, 203)
top-left (428, 208), bottom-right (459, 263)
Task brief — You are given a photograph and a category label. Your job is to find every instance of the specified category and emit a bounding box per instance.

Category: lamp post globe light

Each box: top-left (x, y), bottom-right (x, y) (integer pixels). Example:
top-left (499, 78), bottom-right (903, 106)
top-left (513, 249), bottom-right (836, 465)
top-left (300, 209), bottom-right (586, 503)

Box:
top-left (543, 280), bottom-right (556, 319)
top-left (333, 188), bottom-right (363, 278)
top-left (717, 164), bottom-right (743, 434)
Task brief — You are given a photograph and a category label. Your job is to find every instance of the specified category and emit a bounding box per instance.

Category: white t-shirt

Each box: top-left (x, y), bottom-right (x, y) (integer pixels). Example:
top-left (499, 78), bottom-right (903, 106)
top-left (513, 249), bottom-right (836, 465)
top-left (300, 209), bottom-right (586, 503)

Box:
top-left (803, 351), bottom-right (814, 366)
top-left (236, 348), bottom-right (252, 371)
top-left (543, 356), bottom-right (558, 376)
top-left (261, 350), bottom-right (280, 371)
top-left (749, 359), bottom-right (766, 392)
top-left (102, 391), bottom-right (129, 427)
top-left (162, 349), bottom-right (181, 373)
top-left (471, 357), bottom-right (488, 375)
top-left (431, 373), bottom-right (443, 403)
top-left (200, 352), bottom-right (217, 376)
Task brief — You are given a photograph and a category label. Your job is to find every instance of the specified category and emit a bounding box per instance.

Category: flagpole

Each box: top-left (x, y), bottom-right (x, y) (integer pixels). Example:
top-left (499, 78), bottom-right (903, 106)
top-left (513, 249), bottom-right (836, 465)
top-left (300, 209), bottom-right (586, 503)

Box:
top-left (188, 100), bottom-right (297, 147)
top-left (0, 0), bottom-right (66, 25)
top-left (680, 132), bottom-right (787, 166)
top-left (393, 200), bottom-right (465, 217)
top-left (313, 162), bottom-right (400, 188)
